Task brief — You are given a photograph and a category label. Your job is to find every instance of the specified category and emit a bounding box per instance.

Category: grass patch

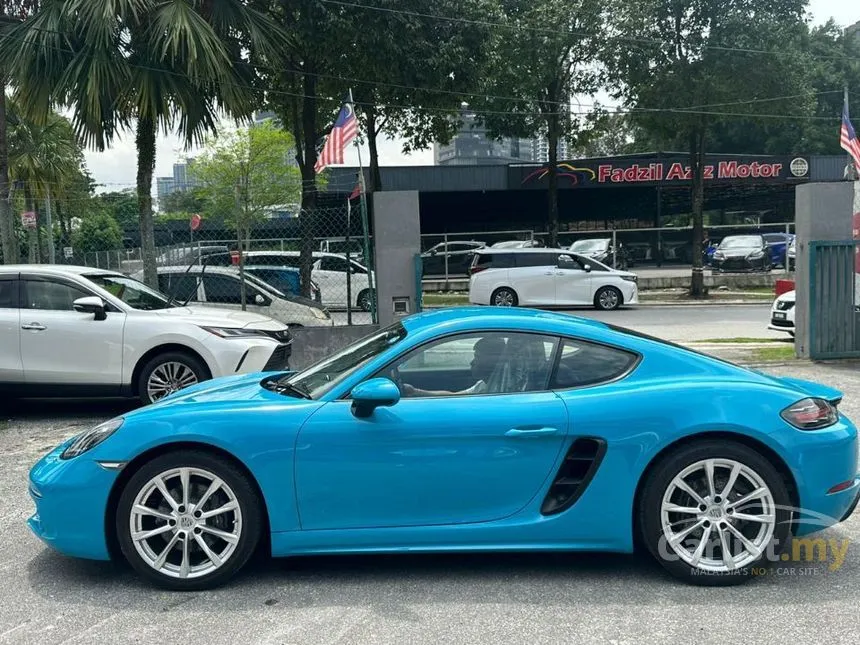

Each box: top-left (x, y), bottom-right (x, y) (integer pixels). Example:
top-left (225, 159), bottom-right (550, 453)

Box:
top-left (422, 293), bottom-right (469, 306)
top-left (751, 345), bottom-right (796, 362)
top-left (700, 337), bottom-right (783, 344)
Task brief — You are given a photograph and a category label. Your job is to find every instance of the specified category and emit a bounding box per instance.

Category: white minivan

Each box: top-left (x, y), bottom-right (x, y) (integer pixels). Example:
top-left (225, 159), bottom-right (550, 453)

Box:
top-left (468, 248), bottom-right (639, 310)
top-left (136, 266), bottom-right (334, 328)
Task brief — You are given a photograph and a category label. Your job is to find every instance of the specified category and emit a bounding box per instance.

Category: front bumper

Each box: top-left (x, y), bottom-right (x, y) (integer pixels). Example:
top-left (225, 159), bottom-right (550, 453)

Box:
top-left (27, 439), bottom-right (117, 561)
top-left (711, 257), bottom-right (765, 272)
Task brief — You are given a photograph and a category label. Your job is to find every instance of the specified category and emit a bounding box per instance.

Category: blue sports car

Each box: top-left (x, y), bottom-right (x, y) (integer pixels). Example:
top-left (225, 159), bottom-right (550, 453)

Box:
top-left (28, 308), bottom-right (860, 590)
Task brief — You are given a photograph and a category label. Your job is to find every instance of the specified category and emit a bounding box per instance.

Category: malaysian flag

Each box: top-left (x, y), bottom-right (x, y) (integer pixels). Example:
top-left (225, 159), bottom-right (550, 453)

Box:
top-left (842, 96), bottom-right (860, 175)
top-left (315, 99), bottom-right (358, 173)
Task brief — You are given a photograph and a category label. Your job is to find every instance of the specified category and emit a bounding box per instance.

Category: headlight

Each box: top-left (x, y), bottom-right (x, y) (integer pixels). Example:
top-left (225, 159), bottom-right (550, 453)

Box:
top-left (622, 275), bottom-right (638, 283)
top-left (200, 326), bottom-right (270, 338)
top-left (748, 251), bottom-right (764, 259)
top-left (312, 307), bottom-right (330, 320)
top-left (61, 418), bottom-right (124, 459)
top-left (780, 398), bottom-right (838, 430)
top-left (713, 251), bottom-right (724, 259)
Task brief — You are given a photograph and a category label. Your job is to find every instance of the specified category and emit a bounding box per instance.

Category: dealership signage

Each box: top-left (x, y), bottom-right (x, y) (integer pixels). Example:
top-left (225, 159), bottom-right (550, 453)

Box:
top-left (512, 155), bottom-right (811, 189)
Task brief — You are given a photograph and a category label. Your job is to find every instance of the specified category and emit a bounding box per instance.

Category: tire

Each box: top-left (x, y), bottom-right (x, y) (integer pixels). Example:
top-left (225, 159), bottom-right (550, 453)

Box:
top-left (357, 289), bottom-right (372, 312)
top-left (116, 450), bottom-right (264, 591)
top-left (593, 286), bottom-right (623, 311)
top-left (138, 351), bottom-right (211, 406)
top-left (638, 439), bottom-right (792, 586)
top-left (490, 287), bottom-right (518, 307)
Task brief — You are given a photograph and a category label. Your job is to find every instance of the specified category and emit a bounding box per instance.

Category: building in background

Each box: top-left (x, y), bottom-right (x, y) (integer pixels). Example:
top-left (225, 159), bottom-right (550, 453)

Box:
top-left (532, 137), bottom-right (569, 164)
top-left (156, 177), bottom-right (176, 205)
top-left (155, 159), bottom-right (199, 209)
top-left (434, 109), bottom-right (534, 166)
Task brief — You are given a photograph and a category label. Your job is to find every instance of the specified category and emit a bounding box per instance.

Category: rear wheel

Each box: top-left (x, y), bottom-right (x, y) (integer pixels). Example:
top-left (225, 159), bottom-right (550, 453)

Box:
top-left (594, 286), bottom-right (623, 310)
top-left (357, 289), bottom-right (372, 312)
top-left (491, 287), bottom-right (518, 307)
top-left (116, 451), bottom-right (263, 591)
top-left (138, 351), bottom-right (210, 405)
top-left (638, 440), bottom-right (792, 586)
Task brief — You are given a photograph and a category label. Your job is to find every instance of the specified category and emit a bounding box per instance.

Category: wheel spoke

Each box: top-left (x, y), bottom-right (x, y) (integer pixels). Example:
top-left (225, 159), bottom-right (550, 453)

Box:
top-left (200, 500), bottom-right (238, 519)
top-left (721, 463), bottom-right (741, 499)
top-left (668, 518), bottom-right (706, 546)
top-left (731, 512), bottom-right (775, 524)
top-left (724, 522), bottom-right (762, 558)
top-left (179, 536), bottom-right (190, 579)
top-left (195, 477), bottom-right (224, 510)
top-left (180, 468), bottom-right (190, 508)
top-left (727, 487), bottom-right (768, 510)
top-left (199, 525), bottom-right (239, 544)
top-left (154, 477), bottom-right (179, 511)
top-left (132, 524), bottom-right (174, 542)
top-left (194, 533), bottom-right (223, 568)
top-left (718, 526), bottom-right (736, 570)
top-left (662, 503), bottom-right (700, 515)
top-left (153, 532), bottom-right (181, 570)
top-left (673, 477), bottom-right (707, 506)
top-left (690, 524), bottom-right (713, 566)
top-left (704, 459), bottom-right (716, 499)
top-left (132, 504), bottom-right (173, 522)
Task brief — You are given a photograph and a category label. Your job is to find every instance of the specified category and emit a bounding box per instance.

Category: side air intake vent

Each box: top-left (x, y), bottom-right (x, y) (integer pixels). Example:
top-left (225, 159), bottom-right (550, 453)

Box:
top-left (540, 437), bottom-right (607, 515)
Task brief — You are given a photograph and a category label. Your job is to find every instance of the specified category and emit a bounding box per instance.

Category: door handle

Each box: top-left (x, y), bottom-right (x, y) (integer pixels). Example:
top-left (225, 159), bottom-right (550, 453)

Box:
top-left (506, 427), bottom-right (558, 437)
top-left (21, 322), bottom-right (46, 331)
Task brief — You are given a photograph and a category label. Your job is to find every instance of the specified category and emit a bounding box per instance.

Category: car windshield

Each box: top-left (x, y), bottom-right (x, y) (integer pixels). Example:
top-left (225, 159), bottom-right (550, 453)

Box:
top-left (571, 239), bottom-right (608, 252)
top-left (719, 236), bottom-right (762, 249)
top-left (83, 273), bottom-right (175, 310)
top-left (280, 323), bottom-right (407, 399)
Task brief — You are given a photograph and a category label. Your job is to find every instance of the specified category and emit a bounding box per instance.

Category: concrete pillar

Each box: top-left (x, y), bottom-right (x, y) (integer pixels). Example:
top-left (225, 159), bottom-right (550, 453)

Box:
top-left (794, 182), bottom-right (854, 358)
top-left (372, 191), bottom-right (422, 327)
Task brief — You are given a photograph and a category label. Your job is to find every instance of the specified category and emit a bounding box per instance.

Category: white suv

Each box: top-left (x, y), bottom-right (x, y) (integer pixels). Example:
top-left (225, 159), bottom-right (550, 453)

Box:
top-left (0, 265), bottom-right (293, 404)
top-left (468, 248), bottom-right (639, 310)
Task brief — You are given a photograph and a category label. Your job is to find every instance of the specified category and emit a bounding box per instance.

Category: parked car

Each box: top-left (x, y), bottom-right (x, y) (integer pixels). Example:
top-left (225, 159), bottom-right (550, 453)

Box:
top-left (0, 264), bottom-right (292, 404)
top-left (763, 233), bottom-right (795, 268)
top-left (710, 235), bottom-right (772, 272)
top-left (468, 248), bottom-right (638, 310)
top-left (156, 244), bottom-right (229, 266)
top-left (138, 266), bottom-right (333, 328)
top-left (27, 307), bottom-right (859, 590)
top-left (787, 237), bottom-right (796, 271)
top-left (214, 251), bottom-right (373, 312)
top-left (768, 289), bottom-right (795, 337)
top-left (569, 238), bottom-right (633, 270)
top-left (491, 239), bottom-right (544, 249)
top-left (421, 241), bottom-right (486, 277)
top-left (204, 253), bottom-right (323, 303)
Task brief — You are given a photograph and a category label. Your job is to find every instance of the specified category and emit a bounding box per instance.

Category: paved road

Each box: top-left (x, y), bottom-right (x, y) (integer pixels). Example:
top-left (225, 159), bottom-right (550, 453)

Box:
top-left (333, 304), bottom-right (780, 343)
top-left (2, 362), bottom-right (859, 644)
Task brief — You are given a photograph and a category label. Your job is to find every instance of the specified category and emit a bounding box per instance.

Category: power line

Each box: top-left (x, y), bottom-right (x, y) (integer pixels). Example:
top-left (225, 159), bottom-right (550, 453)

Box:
top-left (320, 0), bottom-right (860, 65)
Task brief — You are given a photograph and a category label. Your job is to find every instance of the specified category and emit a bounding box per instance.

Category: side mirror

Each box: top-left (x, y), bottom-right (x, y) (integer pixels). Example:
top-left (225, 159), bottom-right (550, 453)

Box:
top-left (73, 296), bottom-right (107, 321)
top-left (350, 377), bottom-right (401, 418)
top-left (583, 264), bottom-right (592, 273)
top-left (254, 294), bottom-right (266, 306)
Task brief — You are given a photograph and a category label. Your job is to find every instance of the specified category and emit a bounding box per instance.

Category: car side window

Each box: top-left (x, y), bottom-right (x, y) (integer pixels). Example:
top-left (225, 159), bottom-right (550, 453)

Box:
top-left (557, 253), bottom-right (583, 270)
top-left (551, 338), bottom-right (638, 389)
top-left (320, 256), bottom-right (349, 272)
top-left (382, 332), bottom-right (558, 398)
top-left (22, 278), bottom-right (90, 311)
top-left (0, 278), bottom-right (17, 308)
top-left (159, 273), bottom-right (199, 303)
top-left (201, 275), bottom-right (244, 304)
top-left (515, 253), bottom-right (554, 268)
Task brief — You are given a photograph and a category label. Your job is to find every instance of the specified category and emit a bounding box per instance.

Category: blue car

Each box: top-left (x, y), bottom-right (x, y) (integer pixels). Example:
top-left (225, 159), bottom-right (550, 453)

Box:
top-left (27, 308), bottom-right (859, 590)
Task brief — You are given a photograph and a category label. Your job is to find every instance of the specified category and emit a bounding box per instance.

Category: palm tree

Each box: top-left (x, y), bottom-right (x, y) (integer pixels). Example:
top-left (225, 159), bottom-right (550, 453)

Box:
top-left (0, 0), bottom-right (283, 284)
top-left (7, 100), bottom-right (80, 262)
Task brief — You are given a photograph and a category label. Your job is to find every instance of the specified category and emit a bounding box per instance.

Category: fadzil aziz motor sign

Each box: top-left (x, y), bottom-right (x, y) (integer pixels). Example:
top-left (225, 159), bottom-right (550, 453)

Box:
top-left (515, 155), bottom-right (811, 189)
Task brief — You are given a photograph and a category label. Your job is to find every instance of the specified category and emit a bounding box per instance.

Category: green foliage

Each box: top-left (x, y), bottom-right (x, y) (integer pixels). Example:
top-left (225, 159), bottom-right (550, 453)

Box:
top-left (95, 190), bottom-right (138, 229)
top-left (192, 121), bottom-right (301, 233)
top-left (74, 211), bottom-right (122, 252)
top-left (160, 189), bottom-right (206, 215)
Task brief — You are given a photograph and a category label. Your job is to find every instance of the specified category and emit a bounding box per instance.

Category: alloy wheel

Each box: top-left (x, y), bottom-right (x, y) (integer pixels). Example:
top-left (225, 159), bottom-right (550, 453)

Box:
top-left (147, 362), bottom-right (199, 402)
top-left (660, 458), bottom-right (776, 572)
top-left (129, 467), bottom-right (242, 580)
top-left (494, 289), bottom-right (515, 306)
top-left (597, 288), bottom-right (619, 310)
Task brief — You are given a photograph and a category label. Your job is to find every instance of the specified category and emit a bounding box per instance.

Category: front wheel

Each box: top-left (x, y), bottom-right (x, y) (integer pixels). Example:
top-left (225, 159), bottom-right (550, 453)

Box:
top-left (138, 351), bottom-right (210, 405)
top-left (491, 287), bottom-right (518, 307)
top-left (638, 440), bottom-right (792, 586)
top-left (594, 286), bottom-right (623, 311)
top-left (116, 451), bottom-right (264, 591)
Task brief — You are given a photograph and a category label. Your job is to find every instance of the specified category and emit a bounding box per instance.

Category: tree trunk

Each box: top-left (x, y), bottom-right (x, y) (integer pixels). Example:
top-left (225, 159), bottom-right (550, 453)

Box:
top-left (136, 116), bottom-right (158, 288)
top-left (366, 103), bottom-right (382, 193)
top-left (298, 70), bottom-right (318, 300)
top-left (44, 185), bottom-right (55, 263)
top-left (0, 84), bottom-right (18, 264)
top-left (236, 184), bottom-right (247, 311)
top-left (546, 115), bottom-right (561, 248)
top-left (24, 186), bottom-right (38, 263)
top-left (689, 127), bottom-right (706, 298)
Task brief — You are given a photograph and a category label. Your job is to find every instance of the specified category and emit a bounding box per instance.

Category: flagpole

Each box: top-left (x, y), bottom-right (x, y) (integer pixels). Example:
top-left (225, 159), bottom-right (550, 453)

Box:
top-left (345, 194), bottom-right (353, 326)
top-left (349, 88), bottom-right (377, 324)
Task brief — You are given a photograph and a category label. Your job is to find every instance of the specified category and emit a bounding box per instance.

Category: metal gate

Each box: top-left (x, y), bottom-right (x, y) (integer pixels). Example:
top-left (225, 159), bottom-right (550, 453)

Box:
top-left (808, 240), bottom-right (860, 359)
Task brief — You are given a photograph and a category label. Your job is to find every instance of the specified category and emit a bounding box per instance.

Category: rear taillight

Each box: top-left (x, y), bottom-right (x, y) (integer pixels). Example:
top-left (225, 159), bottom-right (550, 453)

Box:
top-left (470, 266), bottom-right (487, 275)
top-left (230, 251), bottom-right (240, 265)
top-left (780, 398), bottom-right (838, 430)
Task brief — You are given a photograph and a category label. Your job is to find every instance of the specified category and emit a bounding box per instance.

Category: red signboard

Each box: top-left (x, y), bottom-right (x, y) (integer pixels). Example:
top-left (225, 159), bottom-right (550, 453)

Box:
top-left (190, 213), bottom-right (202, 231)
top-left (20, 211), bottom-right (36, 230)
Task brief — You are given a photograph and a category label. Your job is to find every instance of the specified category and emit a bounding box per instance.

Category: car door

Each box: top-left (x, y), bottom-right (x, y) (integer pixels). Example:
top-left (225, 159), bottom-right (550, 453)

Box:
top-left (553, 253), bottom-right (594, 305)
top-left (19, 275), bottom-right (126, 385)
top-left (294, 331), bottom-right (568, 530)
top-left (510, 253), bottom-right (557, 306)
top-left (0, 275), bottom-right (22, 384)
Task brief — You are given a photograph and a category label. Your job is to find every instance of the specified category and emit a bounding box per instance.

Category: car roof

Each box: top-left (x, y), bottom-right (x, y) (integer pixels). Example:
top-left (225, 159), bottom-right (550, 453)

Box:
top-left (0, 264), bottom-right (120, 277)
top-left (475, 247), bottom-right (568, 255)
top-left (401, 306), bottom-right (609, 334)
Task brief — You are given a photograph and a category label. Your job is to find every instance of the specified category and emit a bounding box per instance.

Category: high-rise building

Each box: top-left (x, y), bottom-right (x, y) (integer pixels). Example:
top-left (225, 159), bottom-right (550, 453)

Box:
top-left (156, 177), bottom-right (176, 205)
top-left (531, 137), bottom-right (569, 163)
top-left (434, 109), bottom-right (534, 166)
